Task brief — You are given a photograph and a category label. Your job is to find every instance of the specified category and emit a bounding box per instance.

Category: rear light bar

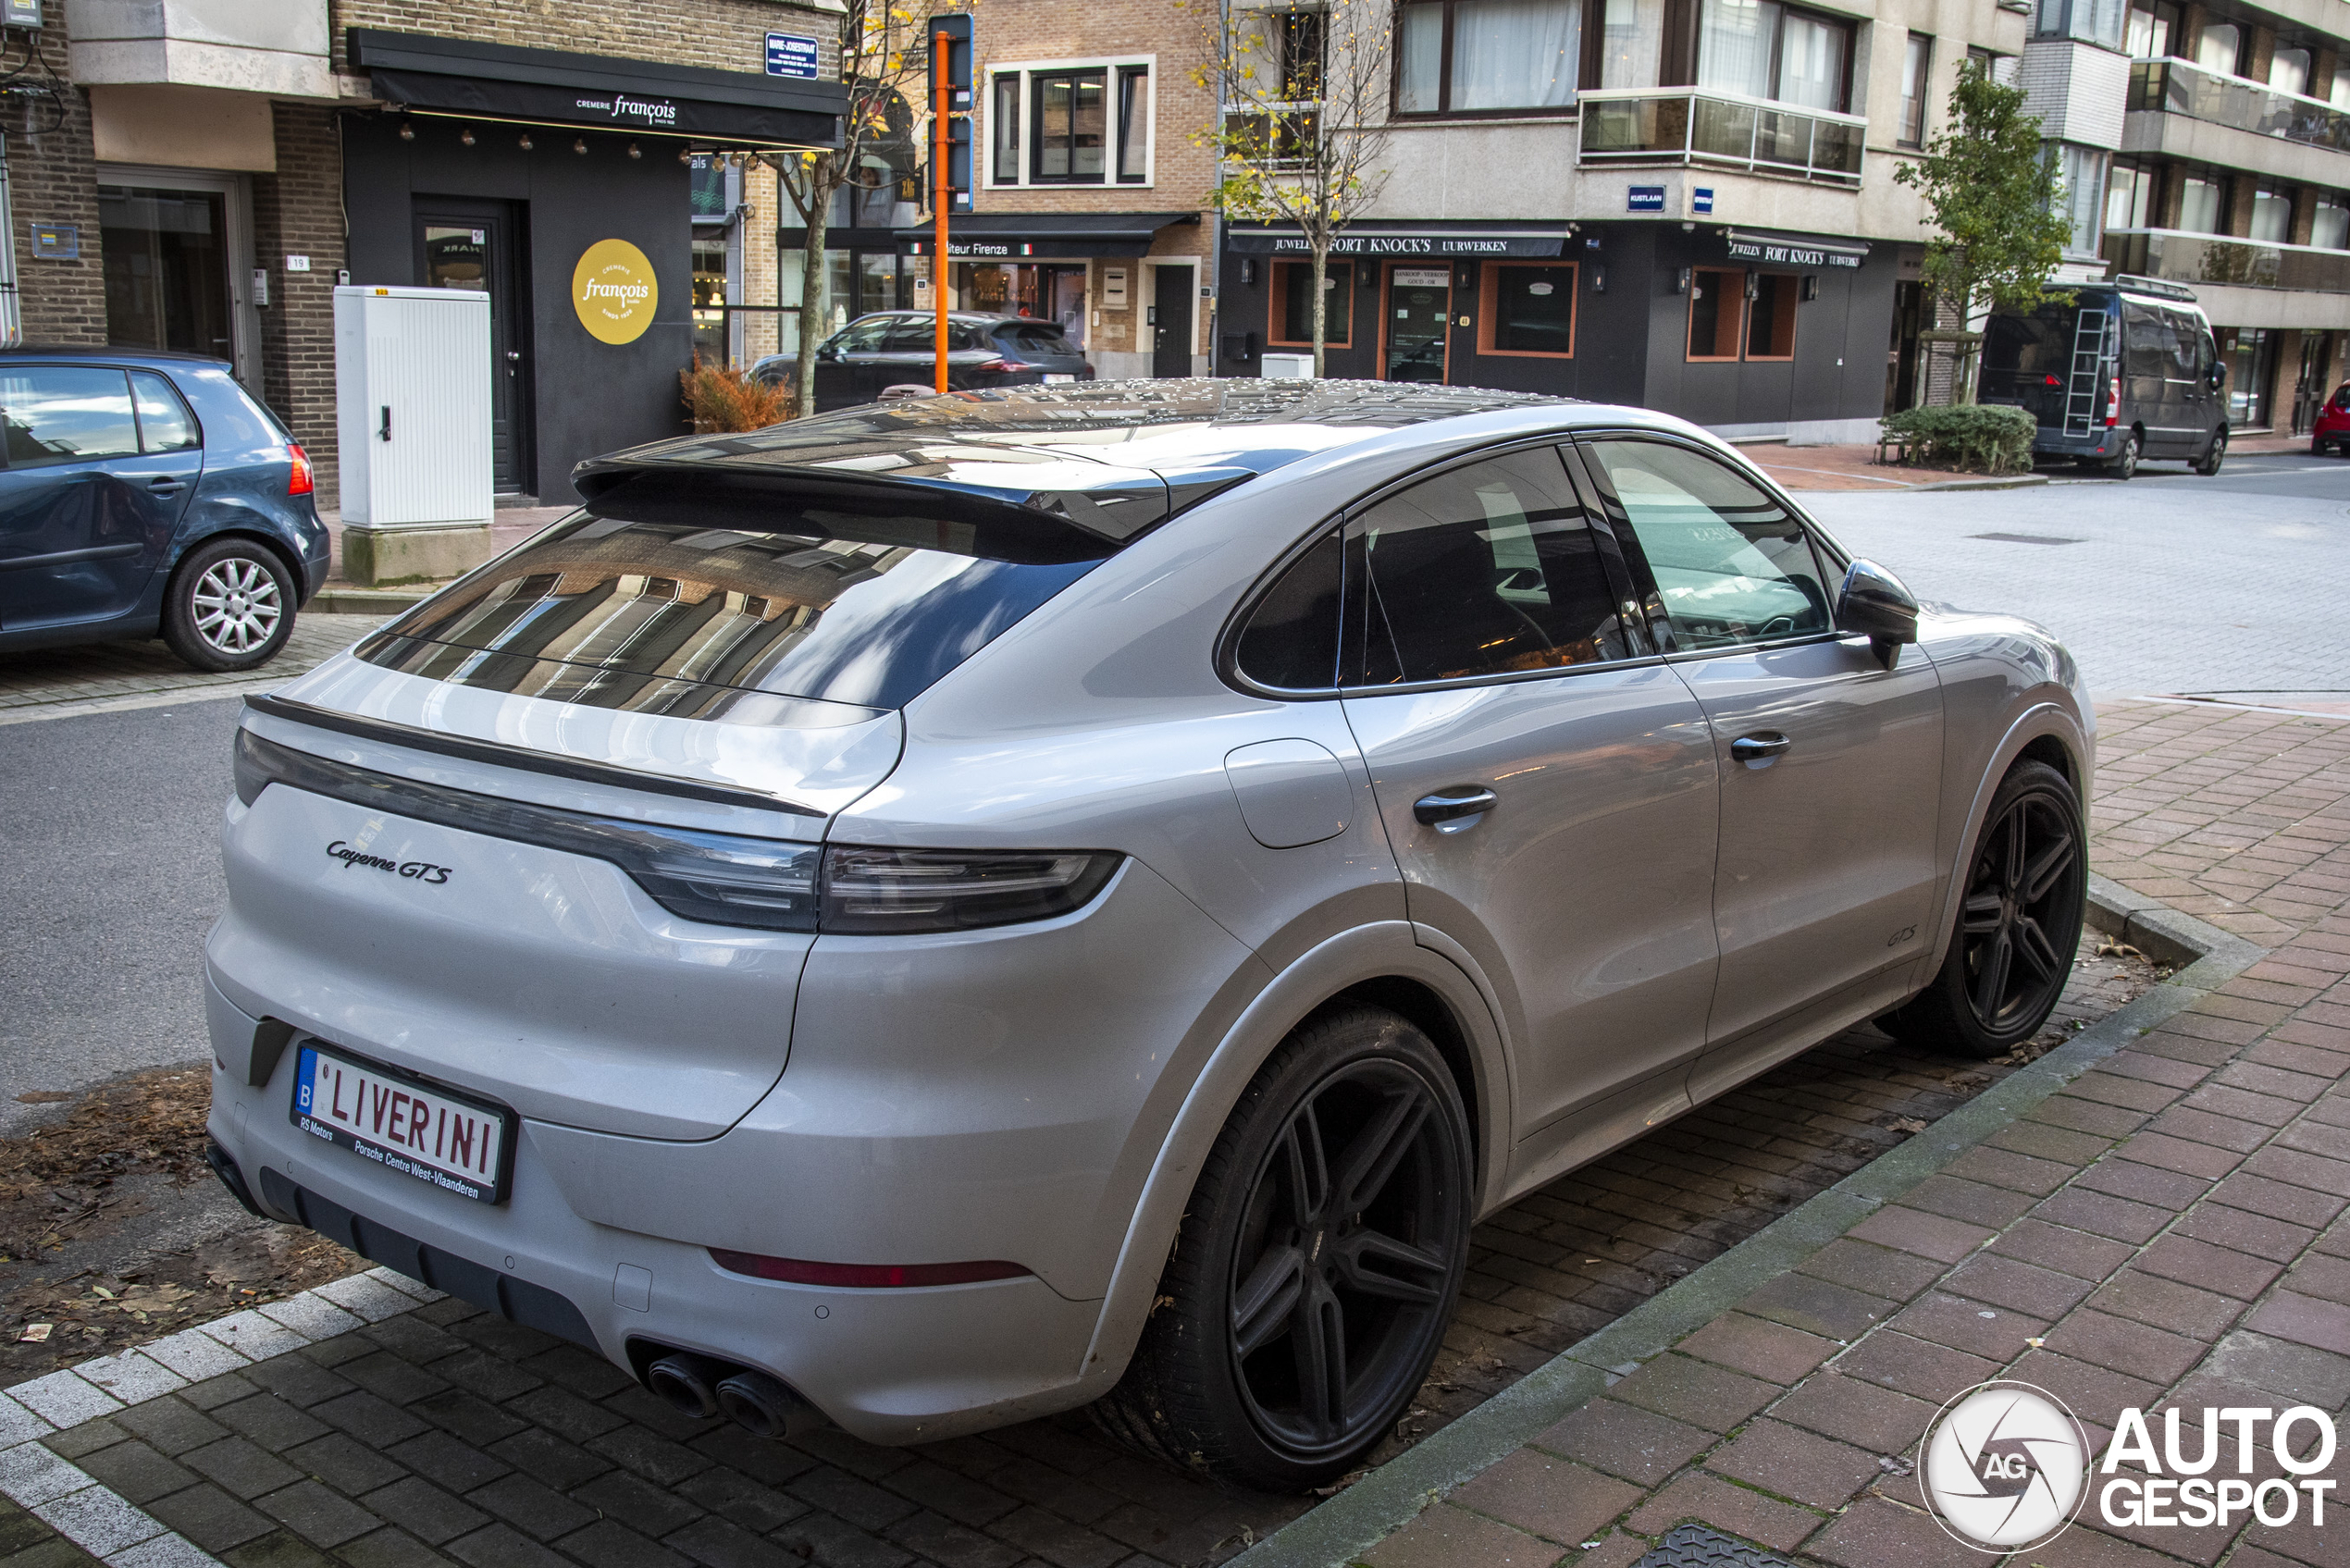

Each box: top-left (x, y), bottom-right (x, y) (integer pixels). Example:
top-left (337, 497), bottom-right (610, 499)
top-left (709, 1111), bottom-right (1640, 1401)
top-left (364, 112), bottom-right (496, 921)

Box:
top-left (233, 729), bottom-right (1119, 935)
top-left (288, 443), bottom-right (315, 496)
top-left (710, 1250), bottom-right (1031, 1288)
top-left (2106, 377), bottom-right (2120, 428)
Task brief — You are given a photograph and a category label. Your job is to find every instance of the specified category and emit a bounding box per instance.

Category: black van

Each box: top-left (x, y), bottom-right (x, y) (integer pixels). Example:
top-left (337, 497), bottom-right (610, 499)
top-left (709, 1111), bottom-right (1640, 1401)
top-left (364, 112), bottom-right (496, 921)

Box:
top-left (1979, 276), bottom-right (2228, 479)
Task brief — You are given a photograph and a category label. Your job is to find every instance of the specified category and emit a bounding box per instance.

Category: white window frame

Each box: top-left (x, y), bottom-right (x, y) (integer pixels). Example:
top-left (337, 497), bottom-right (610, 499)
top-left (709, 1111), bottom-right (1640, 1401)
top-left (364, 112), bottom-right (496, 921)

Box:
top-left (983, 55), bottom-right (1158, 189)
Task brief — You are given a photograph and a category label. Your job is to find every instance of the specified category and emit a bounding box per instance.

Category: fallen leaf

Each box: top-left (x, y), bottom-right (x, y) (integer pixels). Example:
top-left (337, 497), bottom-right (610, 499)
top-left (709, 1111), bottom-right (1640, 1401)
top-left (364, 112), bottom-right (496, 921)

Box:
top-left (13, 1093), bottom-right (72, 1105)
top-left (16, 1324), bottom-right (50, 1343)
top-left (1888, 1117), bottom-right (1929, 1135)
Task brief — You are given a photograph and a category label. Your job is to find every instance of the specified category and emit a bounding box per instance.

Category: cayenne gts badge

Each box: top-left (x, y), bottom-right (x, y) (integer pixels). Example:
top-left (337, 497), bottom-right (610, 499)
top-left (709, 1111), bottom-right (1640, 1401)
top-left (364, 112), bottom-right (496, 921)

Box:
top-left (326, 840), bottom-right (451, 884)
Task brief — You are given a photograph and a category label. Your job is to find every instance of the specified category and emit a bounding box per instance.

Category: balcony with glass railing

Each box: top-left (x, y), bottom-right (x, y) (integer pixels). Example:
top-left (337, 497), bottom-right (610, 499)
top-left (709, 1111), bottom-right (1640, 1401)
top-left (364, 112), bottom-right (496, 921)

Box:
top-left (2101, 228), bottom-right (2350, 291)
top-left (2127, 57), bottom-right (2350, 156)
top-left (1577, 87), bottom-right (1864, 186)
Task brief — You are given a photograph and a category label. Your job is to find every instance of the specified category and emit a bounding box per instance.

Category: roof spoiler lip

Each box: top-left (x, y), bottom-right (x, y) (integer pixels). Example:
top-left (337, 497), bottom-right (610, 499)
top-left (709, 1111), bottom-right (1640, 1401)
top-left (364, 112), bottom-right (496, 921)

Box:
top-left (241, 692), bottom-right (829, 818)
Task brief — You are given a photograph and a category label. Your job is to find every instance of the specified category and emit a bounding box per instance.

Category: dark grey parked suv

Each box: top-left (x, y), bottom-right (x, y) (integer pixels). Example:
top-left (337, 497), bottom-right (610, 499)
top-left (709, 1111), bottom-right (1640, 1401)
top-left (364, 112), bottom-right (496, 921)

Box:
top-left (751, 311), bottom-right (1094, 411)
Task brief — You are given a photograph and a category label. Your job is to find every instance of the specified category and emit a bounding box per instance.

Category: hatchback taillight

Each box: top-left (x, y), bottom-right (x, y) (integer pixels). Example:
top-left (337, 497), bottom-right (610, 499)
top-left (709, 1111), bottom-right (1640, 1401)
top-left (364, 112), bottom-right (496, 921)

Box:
top-left (2105, 377), bottom-right (2120, 427)
top-left (287, 443), bottom-right (315, 497)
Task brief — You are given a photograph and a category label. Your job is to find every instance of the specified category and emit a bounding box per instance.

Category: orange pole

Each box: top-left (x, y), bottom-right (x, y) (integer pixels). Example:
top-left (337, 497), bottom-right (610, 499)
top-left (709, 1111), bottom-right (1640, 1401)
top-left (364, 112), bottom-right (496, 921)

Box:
top-left (934, 30), bottom-right (950, 394)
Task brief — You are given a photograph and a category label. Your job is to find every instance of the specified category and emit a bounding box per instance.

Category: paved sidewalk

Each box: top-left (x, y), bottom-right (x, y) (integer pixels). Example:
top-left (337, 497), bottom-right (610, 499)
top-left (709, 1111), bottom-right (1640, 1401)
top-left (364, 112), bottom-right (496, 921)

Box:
top-left (1275, 698), bottom-right (2350, 1568)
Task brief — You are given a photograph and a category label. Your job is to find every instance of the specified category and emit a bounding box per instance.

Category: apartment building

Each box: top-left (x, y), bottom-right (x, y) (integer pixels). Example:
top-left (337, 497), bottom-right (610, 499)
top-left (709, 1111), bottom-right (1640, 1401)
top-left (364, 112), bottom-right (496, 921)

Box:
top-left (778, 0), bottom-right (1217, 377)
top-left (11, 0), bottom-right (842, 502)
top-left (2039, 0), bottom-right (2350, 431)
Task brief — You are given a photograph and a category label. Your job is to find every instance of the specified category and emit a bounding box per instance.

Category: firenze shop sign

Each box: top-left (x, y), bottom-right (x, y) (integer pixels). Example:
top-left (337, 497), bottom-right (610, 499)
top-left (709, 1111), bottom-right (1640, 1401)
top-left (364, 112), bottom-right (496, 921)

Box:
top-left (1727, 235), bottom-right (1862, 268)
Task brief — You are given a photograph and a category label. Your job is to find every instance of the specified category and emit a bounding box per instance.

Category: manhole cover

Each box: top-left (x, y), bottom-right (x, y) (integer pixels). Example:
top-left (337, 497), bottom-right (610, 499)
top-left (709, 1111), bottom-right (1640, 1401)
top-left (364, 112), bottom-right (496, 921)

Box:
top-left (1969, 533), bottom-right (2084, 545)
top-left (1631, 1523), bottom-right (1800, 1567)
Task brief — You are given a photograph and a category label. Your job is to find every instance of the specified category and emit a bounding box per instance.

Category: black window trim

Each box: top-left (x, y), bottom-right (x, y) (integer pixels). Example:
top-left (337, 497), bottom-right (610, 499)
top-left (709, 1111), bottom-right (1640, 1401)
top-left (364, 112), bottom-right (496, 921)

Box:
top-left (1565, 428), bottom-right (1854, 665)
top-left (1031, 66), bottom-right (1110, 185)
top-left (1215, 433), bottom-right (1659, 702)
top-left (1389, 0), bottom-right (1581, 121)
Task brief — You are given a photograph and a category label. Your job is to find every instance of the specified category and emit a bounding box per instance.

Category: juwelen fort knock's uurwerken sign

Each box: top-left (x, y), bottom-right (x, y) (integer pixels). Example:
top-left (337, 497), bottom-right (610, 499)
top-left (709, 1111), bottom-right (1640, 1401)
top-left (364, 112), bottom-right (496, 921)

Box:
top-left (572, 239), bottom-right (658, 345)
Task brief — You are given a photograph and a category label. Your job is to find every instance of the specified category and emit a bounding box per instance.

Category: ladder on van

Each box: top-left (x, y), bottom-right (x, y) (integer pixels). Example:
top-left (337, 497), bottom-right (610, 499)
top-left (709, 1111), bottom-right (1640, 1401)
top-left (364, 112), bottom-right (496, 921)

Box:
top-left (2062, 310), bottom-right (2107, 439)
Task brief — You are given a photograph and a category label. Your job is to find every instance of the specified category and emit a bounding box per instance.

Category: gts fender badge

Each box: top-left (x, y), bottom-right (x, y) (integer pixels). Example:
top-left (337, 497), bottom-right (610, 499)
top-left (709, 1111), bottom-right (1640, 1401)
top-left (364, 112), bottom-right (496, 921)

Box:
top-left (327, 841), bottom-right (452, 884)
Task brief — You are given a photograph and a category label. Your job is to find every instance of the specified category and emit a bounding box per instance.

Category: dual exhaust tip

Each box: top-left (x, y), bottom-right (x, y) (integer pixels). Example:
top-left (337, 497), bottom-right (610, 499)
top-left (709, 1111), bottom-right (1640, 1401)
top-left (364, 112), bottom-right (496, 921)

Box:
top-left (646, 1352), bottom-right (820, 1439)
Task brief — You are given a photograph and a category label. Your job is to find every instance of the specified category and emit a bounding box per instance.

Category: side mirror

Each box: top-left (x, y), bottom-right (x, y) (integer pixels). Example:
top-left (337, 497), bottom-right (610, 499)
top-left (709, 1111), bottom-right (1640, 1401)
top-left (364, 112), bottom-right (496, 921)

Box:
top-left (1837, 559), bottom-right (1919, 667)
top-left (2207, 362), bottom-right (2227, 390)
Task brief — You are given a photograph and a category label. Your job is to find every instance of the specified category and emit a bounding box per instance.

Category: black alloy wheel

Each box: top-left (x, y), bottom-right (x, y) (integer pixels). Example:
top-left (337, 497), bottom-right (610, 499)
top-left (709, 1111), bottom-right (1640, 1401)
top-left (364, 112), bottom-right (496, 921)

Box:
top-left (1228, 1059), bottom-right (1455, 1459)
top-left (1095, 1007), bottom-right (1471, 1490)
top-left (2108, 431), bottom-right (2141, 480)
top-left (1878, 760), bottom-right (2086, 1059)
top-left (2197, 427), bottom-right (2228, 475)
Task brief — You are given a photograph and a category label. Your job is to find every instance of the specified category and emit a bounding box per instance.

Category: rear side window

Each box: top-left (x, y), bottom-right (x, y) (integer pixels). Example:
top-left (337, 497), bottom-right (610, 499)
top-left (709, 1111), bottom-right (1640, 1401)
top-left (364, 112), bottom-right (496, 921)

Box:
top-left (130, 371), bottom-right (201, 451)
top-left (1348, 448), bottom-right (1628, 685)
top-left (1234, 529), bottom-right (1342, 690)
top-left (0, 367), bottom-right (140, 468)
top-left (996, 324), bottom-right (1073, 354)
top-left (360, 484), bottom-right (1109, 718)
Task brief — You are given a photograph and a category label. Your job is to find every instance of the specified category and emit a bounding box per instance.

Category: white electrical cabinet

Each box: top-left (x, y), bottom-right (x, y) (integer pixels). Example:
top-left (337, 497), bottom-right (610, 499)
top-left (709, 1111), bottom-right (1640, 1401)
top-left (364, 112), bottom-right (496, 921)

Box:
top-left (335, 285), bottom-right (494, 526)
top-left (1260, 352), bottom-right (1317, 379)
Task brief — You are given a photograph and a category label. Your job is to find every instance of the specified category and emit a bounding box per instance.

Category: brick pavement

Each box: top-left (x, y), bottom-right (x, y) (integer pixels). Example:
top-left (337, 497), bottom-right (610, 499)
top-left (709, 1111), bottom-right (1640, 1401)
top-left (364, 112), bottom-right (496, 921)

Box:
top-left (0, 617), bottom-right (385, 717)
top-left (1320, 699), bottom-right (2350, 1567)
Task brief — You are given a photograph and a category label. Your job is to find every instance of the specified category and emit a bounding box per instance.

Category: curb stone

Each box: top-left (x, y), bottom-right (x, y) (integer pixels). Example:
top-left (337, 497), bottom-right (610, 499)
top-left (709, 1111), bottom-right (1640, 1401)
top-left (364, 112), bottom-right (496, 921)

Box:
top-left (1227, 882), bottom-right (2266, 1568)
top-left (0, 1266), bottom-right (443, 1566)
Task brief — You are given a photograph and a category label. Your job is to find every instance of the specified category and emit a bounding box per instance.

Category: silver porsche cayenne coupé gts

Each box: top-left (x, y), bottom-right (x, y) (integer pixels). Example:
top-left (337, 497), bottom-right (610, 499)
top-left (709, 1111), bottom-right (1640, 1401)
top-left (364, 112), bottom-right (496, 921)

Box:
top-left (204, 380), bottom-right (2091, 1488)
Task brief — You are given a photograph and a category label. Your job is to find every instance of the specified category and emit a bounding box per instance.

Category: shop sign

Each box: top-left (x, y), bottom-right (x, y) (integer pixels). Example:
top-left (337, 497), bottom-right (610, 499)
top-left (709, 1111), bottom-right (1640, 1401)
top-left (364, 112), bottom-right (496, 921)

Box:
top-left (766, 34), bottom-right (818, 78)
top-left (1627, 186), bottom-right (1666, 213)
top-left (29, 224), bottom-right (76, 260)
top-left (1235, 232), bottom-right (1564, 257)
top-left (1727, 236), bottom-right (1861, 268)
top-left (572, 239), bottom-right (658, 344)
top-left (1394, 268), bottom-right (1451, 289)
top-left (906, 238), bottom-right (1020, 257)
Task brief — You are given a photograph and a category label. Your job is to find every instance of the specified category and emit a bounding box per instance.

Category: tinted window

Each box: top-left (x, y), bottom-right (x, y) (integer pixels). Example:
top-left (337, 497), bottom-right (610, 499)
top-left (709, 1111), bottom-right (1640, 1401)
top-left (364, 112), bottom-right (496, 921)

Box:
top-left (995, 323), bottom-right (1075, 354)
top-left (835, 317), bottom-right (892, 353)
top-left (2158, 310), bottom-right (2199, 380)
top-left (1348, 448), bottom-right (1627, 685)
top-left (130, 371), bottom-right (200, 451)
top-left (2122, 301), bottom-right (2163, 380)
top-left (361, 500), bottom-right (1105, 717)
top-left (1235, 529), bottom-right (1342, 690)
top-left (1981, 305), bottom-right (2076, 380)
top-left (882, 318), bottom-right (940, 352)
top-left (1582, 439), bottom-right (1830, 650)
top-left (0, 367), bottom-right (140, 469)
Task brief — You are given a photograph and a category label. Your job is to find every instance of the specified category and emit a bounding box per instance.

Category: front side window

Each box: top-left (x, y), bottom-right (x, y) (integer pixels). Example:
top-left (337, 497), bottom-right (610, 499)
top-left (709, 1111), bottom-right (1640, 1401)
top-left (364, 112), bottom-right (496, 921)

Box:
top-left (1348, 448), bottom-right (1628, 685)
top-left (1899, 33), bottom-right (1931, 146)
top-left (832, 316), bottom-right (892, 354)
top-left (1479, 262), bottom-right (1577, 356)
top-left (0, 367), bottom-right (141, 470)
top-left (1581, 439), bottom-right (1831, 650)
top-left (1393, 0), bottom-right (1582, 116)
top-left (1033, 69), bottom-right (1107, 181)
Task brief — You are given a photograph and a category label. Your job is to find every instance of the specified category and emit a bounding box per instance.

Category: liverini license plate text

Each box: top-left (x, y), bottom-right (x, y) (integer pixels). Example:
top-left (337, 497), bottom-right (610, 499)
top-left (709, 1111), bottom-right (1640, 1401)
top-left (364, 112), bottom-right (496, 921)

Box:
top-left (291, 1043), bottom-right (510, 1204)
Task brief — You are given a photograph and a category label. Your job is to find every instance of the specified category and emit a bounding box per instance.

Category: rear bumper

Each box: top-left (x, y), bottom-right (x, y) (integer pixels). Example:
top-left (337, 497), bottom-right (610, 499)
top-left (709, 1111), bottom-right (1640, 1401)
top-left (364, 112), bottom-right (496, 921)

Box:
top-left (2033, 426), bottom-right (2124, 460)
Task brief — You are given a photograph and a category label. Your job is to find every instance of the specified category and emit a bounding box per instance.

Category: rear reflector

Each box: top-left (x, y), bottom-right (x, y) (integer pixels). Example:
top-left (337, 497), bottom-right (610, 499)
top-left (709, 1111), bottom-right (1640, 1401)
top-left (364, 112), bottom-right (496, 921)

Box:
top-left (709, 1250), bottom-right (1030, 1288)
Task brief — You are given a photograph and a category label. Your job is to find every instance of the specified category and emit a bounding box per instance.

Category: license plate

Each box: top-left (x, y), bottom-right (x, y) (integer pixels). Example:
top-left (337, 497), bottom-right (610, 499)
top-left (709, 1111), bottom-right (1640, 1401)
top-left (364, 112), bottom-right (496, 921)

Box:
top-left (291, 1043), bottom-right (514, 1205)
top-left (1044, 373), bottom-right (1075, 383)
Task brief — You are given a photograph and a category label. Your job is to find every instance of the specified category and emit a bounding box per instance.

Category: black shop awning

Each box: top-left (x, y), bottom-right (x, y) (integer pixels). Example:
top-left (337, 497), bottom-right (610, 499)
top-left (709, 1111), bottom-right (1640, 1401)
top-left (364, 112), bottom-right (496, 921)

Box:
top-left (349, 29), bottom-right (845, 149)
top-left (1723, 228), bottom-right (1872, 269)
top-left (1224, 221), bottom-right (1570, 258)
top-left (897, 212), bottom-right (1199, 259)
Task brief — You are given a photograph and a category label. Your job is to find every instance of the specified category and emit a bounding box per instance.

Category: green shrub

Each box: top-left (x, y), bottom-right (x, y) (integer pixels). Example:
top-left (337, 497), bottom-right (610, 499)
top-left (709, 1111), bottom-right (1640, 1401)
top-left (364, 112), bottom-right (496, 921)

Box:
top-left (1882, 403), bottom-right (2037, 475)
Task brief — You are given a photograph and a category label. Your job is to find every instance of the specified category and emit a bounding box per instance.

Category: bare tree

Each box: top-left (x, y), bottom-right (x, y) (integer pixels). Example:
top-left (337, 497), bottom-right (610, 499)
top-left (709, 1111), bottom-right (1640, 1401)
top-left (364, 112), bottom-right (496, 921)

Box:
top-left (776, 0), bottom-right (966, 415)
top-left (1191, 0), bottom-right (1396, 375)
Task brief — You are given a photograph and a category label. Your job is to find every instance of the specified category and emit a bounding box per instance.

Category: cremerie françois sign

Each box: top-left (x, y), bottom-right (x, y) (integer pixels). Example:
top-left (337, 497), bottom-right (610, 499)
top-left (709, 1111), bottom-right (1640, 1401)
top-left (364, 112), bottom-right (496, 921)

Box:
top-left (1726, 234), bottom-right (1863, 268)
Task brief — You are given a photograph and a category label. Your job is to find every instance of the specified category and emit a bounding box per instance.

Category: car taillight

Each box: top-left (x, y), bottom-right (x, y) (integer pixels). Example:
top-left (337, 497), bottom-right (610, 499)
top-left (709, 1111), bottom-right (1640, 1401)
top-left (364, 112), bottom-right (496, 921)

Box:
top-left (709, 1250), bottom-right (1030, 1288)
top-left (2106, 377), bottom-right (2120, 427)
top-left (287, 443), bottom-right (315, 496)
top-left (820, 845), bottom-right (1121, 933)
top-left (972, 358), bottom-right (1013, 373)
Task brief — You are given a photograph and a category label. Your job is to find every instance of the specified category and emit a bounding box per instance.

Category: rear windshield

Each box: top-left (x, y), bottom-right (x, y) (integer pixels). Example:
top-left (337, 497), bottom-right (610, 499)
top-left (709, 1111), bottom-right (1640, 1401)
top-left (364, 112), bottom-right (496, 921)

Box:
top-left (1981, 305), bottom-right (2081, 392)
top-left (358, 487), bottom-right (1106, 720)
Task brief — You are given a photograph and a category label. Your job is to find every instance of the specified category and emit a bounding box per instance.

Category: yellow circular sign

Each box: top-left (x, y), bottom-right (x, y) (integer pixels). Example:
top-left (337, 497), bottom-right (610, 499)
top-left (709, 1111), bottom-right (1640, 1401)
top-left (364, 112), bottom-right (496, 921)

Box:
top-left (572, 239), bottom-right (657, 344)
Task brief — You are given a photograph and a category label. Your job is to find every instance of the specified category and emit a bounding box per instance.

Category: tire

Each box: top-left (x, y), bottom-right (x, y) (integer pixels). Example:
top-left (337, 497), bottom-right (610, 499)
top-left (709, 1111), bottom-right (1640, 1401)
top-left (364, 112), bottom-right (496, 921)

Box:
top-left (162, 537), bottom-right (296, 673)
top-left (1095, 1006), bottom-right (1472, 1491)
top-left (1882, 761), bottom-right (2087, 1059)
top-left (2196, 427), bottom-right (2228, 476)
top-left (2105, 431), bottom-right (2140, 480)
top-left (2310, 438), bottom-right (2326, 459)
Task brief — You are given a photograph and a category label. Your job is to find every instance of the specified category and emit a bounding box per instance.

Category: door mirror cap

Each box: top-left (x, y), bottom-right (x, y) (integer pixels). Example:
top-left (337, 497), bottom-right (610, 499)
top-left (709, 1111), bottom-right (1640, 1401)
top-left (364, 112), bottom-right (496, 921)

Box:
top-left (1837, 559), bottom-right (1920, 665)
top-left (2207, 362), bottom-right (2227, 390)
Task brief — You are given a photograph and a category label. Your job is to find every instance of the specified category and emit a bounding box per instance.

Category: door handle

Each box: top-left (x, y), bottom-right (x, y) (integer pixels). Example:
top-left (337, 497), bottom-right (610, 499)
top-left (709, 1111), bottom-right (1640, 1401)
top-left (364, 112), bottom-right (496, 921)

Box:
top-left (146, 477), bottom-right (185, 496)
top-left (378, 405), bottom-right (392, 442)
top-left (1414, 785), bottom-right (1498, 830)
top-left (1732, 732), bottom-right (1791, 769)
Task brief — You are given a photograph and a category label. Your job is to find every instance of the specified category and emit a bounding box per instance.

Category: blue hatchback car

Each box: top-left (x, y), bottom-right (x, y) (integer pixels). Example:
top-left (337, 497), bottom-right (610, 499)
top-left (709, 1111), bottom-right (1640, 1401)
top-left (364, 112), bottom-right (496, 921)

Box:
top-left (0, 347), bottom-right (329, 671)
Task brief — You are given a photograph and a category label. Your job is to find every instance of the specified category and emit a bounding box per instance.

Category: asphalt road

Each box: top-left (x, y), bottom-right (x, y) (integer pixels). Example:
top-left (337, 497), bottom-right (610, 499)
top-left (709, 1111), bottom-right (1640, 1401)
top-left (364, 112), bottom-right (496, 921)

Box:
top-left (0, 695), bottom-right (242, 1136)
top-left (1806, 451), bottom-right (2350, 703)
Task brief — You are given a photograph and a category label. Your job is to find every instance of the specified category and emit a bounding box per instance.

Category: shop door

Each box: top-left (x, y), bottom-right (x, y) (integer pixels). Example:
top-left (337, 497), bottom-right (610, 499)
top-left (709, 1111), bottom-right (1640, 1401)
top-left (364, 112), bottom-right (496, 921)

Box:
top-left (1385, 266), bottom-right (1452, 383)
top-left (416, 202), bottom-right (532, 495)
top-left (1886, 281), bottom-right (1925, 414)
top-left (1151, 267), bottom-right (1193, 377)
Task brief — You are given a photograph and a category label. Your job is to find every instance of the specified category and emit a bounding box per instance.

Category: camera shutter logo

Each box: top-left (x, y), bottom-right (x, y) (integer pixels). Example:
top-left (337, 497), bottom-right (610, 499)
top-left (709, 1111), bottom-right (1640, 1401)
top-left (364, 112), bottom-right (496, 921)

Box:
top-left (1919, 1380), bottom-right (2090, 1551)
top-left (573, 239), bottom-right (658, 345)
